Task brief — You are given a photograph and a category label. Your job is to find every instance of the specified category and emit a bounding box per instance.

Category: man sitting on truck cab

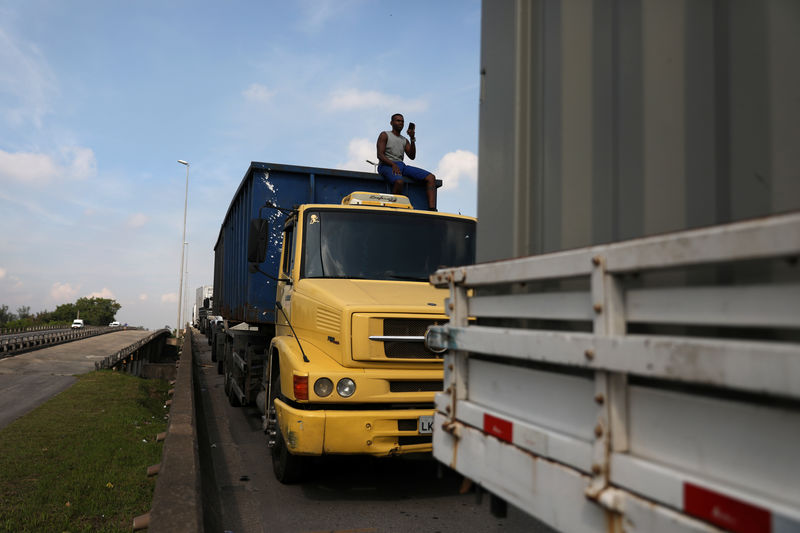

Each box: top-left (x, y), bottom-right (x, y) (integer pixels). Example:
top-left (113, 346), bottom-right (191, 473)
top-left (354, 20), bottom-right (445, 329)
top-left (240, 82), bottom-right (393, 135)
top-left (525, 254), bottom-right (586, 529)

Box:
top-left (376, 113), bottom-right (437, 211)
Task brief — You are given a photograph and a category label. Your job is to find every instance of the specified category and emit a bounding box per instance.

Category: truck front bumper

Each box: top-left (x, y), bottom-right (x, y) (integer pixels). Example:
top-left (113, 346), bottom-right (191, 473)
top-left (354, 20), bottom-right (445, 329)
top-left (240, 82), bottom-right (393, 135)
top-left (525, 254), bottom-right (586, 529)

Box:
top-left (274, 399), bottom-right (434, 456)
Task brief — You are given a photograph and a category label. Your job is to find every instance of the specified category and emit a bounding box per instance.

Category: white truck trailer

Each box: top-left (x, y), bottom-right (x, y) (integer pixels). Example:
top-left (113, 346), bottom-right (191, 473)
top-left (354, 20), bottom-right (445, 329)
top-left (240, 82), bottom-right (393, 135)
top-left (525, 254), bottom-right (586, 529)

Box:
top-left (429, 1), bottom-right (800, 532)
top-left (428, 213), bottom-right (800, 532)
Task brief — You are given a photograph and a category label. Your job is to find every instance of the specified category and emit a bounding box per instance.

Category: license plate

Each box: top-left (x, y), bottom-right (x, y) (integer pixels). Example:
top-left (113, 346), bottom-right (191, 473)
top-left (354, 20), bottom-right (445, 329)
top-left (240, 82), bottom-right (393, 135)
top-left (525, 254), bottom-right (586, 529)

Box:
top-left (418, 415), bottom-right (434, 434)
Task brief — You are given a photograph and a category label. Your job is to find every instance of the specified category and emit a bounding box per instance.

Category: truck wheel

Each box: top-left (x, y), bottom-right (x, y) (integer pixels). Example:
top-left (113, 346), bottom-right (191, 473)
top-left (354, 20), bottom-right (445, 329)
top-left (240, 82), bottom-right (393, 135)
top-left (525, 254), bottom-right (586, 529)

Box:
top-left (211, 338), bottom-right (217, 362)
top-left (270, 367), bottom-right (309, 484)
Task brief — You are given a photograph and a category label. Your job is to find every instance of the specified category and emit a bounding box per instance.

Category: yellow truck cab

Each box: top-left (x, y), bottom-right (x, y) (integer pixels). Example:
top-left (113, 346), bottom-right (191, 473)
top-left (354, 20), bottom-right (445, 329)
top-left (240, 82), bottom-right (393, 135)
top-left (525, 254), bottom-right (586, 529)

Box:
top-left (266, 192), bottom-right (476, 482)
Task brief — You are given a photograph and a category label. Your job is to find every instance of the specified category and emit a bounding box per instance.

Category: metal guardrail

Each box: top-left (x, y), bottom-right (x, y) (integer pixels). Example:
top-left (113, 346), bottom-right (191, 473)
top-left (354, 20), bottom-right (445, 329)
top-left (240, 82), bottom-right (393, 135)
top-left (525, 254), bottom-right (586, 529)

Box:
top-left (94, 329), bottom-right (171, 370)
top-left (0, 323), bottom-right (70, 335)
top-left (0, 326), bottom-right (143, 359)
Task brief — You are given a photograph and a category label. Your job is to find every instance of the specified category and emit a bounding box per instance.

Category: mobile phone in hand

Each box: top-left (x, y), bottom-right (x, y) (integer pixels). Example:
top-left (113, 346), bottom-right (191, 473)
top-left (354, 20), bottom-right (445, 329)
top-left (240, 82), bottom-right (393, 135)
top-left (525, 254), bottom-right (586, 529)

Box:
top-left (408, 122), bottom-right (415, 132)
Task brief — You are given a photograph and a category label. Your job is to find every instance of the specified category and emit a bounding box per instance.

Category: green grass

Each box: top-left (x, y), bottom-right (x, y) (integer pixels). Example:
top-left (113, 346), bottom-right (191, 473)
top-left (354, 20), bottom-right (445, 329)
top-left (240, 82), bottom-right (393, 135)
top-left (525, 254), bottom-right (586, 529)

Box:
top-left (0, 371), bottom-right (170, 532)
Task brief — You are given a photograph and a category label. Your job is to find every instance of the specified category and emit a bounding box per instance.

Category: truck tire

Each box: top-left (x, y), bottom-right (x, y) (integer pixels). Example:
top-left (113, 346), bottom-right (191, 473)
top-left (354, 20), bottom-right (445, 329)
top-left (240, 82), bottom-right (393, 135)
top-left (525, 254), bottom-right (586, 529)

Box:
top-left (211, 337), bottom-right (217, 362)
top-left (270, 366), bottom-right (309, 484)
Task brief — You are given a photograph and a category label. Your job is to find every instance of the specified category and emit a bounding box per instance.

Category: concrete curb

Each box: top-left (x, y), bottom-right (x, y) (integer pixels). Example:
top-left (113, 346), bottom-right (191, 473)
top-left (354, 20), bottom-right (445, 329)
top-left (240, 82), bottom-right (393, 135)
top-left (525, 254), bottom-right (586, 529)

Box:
top-left (146, 328), bottom-right (203, 532)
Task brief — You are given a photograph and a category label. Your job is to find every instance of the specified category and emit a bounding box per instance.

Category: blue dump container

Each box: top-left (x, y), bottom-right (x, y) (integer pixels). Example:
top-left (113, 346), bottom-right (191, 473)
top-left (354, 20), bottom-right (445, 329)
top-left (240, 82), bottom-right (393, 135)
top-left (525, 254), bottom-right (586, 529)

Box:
top-left (213, 162), bottom-right (437, 325)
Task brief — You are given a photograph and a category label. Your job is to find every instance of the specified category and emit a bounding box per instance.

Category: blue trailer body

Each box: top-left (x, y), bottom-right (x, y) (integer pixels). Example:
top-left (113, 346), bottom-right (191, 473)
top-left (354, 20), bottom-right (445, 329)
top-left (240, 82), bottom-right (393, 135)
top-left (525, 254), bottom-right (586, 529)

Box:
top-left (213, 162), bottom-right (435, 325)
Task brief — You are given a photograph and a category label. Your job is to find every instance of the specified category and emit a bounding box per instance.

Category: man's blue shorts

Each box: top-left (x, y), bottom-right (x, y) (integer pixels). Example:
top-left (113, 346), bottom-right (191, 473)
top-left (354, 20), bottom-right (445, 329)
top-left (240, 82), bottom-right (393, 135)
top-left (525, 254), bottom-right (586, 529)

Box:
top-left (378, 161), bottom-right (431, 185)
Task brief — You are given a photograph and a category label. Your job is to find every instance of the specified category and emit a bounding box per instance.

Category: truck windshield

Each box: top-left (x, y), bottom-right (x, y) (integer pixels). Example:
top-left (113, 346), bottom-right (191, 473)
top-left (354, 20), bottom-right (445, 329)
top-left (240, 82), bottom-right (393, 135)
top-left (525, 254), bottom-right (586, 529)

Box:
top-left (302, 209), bottom-right (475, 281)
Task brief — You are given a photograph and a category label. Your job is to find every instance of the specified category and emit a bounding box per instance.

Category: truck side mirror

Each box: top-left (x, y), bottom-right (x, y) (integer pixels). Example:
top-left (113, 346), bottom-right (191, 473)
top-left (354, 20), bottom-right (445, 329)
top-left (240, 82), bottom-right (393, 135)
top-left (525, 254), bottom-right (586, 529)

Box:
top-left (248, 218), bottom-right (269, 264)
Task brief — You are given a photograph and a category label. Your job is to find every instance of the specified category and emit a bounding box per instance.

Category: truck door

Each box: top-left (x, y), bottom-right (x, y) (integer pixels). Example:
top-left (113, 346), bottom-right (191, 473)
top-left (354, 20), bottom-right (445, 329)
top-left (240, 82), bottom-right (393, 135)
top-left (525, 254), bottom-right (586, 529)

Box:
top-left (276, 221), bottom-right (296, 336)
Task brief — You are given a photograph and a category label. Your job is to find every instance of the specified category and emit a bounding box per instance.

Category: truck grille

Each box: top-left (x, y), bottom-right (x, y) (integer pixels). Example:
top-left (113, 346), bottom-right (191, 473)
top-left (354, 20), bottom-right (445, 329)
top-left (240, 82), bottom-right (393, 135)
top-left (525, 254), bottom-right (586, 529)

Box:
top-left (383, 318), bottom-right (445, 359)
top-left (316, 307), bottom-right (340, 334)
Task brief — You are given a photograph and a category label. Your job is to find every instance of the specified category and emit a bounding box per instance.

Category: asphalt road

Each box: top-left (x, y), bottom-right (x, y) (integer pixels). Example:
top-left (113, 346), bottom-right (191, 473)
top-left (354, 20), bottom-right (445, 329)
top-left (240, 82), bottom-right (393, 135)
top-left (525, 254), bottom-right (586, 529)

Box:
top-left (0, 329), bottom-right (154, 429)
top-left (193, 333), bottom-right (552, 533)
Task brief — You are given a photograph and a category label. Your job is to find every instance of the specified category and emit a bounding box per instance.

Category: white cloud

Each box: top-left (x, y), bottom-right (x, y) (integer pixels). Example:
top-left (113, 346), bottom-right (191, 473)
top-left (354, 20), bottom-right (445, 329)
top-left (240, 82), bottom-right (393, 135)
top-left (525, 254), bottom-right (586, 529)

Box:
top-left (340, 138), bottom-right (377, 172)
top-left (0, 190), bottom-right (72, 224)
top-left (161, 293), bottom-right (177, 303)
top-left (51, 282), bottom-right (79, 302)
top-left (0, 27), bottom-right (57, 127)
top-left (139, 293), bottom-right (148, 301)
top-left (65, 146), bottom-right (97, 180)
top-left (243, 83), bottom-right (275, 104)
top-left (126, 213), bottom-right (149, 229)
top-left (296, 0), bottom-right (354, 31)
top-left (435, 150), bottom-right (478, 192)
top-left (0, 146), bottom-right (96, 185)
top-left (0, 150), bottom-right (60, 183)
top-left (0, 268), bottom-right (19, 289)
top-left (88, 288), bottom-right (115, 299)
top-left (327, 89), bottom-right (428, 113)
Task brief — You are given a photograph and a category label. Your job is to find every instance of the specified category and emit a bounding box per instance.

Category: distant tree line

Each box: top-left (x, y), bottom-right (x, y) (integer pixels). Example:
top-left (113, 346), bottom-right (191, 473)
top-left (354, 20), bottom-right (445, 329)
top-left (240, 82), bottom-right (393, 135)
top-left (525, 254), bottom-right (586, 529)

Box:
top-left (0, 298), bottom-right (122, 329)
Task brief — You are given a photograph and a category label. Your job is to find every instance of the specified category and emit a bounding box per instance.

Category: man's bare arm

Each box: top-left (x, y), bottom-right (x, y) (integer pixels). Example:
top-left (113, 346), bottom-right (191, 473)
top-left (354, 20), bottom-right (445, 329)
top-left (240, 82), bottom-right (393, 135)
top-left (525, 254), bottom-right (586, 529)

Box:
top-left (405, 125), bottom-right (416, 160)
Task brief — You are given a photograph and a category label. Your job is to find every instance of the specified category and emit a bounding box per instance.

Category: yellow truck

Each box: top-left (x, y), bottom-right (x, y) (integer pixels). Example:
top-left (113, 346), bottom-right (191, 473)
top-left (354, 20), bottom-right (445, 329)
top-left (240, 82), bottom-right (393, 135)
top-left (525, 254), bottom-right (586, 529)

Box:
top-left (212, 163), bottom-right (475, 483)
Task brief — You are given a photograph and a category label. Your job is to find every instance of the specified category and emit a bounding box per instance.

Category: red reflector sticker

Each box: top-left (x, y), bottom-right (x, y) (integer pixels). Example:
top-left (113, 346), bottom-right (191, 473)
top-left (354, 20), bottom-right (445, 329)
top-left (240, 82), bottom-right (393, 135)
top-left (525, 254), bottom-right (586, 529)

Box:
top-left (483, 413), bottom-right (513, 443)
top-left (684, 483), bottom-right (771, 533)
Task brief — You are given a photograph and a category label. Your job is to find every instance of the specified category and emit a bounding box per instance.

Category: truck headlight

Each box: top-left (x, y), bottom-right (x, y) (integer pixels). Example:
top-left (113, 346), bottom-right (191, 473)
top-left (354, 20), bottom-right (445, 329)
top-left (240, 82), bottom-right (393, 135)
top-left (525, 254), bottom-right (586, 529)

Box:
top-left (337, 378), bottom-right (356, 398)
top-left (314, 377), bottom-right (333, 397)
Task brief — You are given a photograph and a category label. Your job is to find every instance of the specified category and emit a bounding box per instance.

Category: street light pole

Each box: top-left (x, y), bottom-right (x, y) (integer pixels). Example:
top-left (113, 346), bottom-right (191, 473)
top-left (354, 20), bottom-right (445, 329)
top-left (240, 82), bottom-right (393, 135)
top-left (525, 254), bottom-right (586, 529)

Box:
top-left (177, 160), bottom-right (190, 336)
top-left (184, 241), bottom-right (190, 328)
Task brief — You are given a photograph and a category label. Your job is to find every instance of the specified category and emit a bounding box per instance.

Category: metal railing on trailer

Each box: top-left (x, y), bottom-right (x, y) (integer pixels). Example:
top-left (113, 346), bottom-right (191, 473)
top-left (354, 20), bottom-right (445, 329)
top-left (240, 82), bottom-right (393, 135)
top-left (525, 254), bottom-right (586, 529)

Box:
top-left (428, 212), bottom-right (800, 533)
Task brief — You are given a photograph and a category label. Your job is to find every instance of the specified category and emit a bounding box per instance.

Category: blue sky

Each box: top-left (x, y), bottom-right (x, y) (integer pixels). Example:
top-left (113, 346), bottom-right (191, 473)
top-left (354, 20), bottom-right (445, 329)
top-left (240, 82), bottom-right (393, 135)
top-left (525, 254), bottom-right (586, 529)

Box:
top-left (0, 1), bottom-right (481, 330)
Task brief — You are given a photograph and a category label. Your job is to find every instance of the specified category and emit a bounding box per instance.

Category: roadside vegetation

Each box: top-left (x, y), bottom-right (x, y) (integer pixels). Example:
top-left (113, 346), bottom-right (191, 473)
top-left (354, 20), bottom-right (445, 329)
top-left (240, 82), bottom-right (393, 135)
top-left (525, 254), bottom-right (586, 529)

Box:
top-left (0, 371), bottom-right (169, 532)
top-left (0, 297), bottom-right (122, 329)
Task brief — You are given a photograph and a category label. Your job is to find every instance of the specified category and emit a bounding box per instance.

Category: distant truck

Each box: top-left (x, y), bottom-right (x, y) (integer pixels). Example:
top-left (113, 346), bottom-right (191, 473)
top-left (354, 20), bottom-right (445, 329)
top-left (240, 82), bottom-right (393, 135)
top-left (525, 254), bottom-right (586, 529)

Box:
top-left (195, 285), bottom-right (213, 332)
top-left (196, 300), bottom-right (213, 334)
top-left (71, 319), bottom-right (84, 329)
top-left (211, 162), bottom-right (476, 483)
top-left (429, 2), bottom-right (800, 533)
top-left (206, 315), bottom-right (222, 346)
